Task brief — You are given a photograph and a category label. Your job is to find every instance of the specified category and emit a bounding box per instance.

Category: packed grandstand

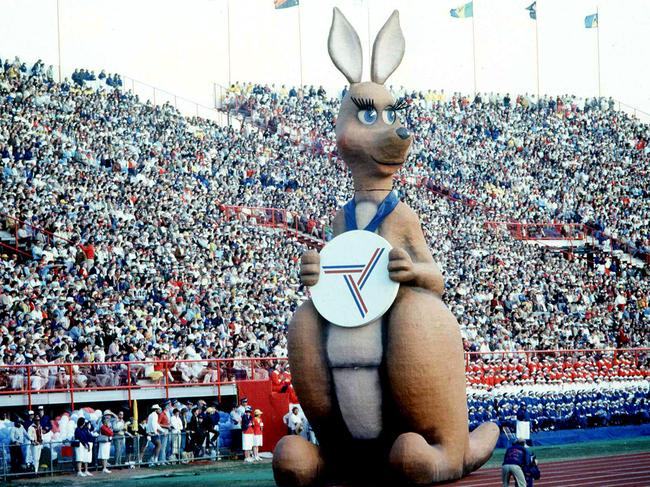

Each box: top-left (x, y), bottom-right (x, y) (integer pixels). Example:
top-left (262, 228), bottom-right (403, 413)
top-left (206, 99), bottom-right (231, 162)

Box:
top-left (0, 57), bottom-right (648, 427)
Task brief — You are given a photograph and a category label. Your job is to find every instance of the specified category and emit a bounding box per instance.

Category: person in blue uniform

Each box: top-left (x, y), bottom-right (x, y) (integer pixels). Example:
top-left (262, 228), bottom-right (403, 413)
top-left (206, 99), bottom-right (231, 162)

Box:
top-left (502, 438), bottom-right (531, 487)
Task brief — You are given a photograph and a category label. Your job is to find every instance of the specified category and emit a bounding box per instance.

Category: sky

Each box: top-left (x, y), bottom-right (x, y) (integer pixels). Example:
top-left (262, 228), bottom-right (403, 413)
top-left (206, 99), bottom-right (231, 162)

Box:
top-left (1, 0), bottom-right (649, 118)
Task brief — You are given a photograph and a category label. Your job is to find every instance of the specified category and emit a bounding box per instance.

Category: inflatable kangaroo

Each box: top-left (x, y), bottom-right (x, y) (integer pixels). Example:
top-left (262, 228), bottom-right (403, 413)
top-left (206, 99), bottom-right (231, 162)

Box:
top-left (272, 8), bottom-right (498, 486)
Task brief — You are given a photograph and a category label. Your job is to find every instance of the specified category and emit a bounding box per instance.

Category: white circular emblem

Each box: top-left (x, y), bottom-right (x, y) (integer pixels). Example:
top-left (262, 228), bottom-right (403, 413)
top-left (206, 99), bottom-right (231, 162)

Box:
top-left (310, 230), bottom-right (399, 328)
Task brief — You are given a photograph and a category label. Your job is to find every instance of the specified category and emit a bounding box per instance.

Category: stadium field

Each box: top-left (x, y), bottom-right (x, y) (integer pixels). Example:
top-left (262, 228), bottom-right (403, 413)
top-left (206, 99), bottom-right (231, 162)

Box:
top-left (10, 437), bottom-right (650, 487)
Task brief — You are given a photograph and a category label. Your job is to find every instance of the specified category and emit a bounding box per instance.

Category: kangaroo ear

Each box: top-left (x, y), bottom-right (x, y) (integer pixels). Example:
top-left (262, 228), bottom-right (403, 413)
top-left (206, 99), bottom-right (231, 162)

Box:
top-left (328, 7), bottom-right (363, 84)
top-left (371, 10), bottom-right (405, 85)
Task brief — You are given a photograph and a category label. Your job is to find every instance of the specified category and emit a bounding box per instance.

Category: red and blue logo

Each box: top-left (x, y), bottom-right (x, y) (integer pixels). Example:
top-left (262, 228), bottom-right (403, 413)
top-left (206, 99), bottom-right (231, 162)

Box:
top-left (322, 247), bottom-right (385, 318)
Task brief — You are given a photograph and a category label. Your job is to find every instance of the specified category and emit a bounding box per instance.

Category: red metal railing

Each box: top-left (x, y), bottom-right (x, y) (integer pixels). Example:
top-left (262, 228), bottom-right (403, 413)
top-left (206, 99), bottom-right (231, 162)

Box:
top-left (2, 349), bottom-right (647, 409)
top-left (0, 212), bottom-right (75, 258)
top-left (0, 357), bottom-right (287, 410)
top-left (484, 221), bottom-right (586, 241)
top-left (220, 204), bottom-right (330, 244)
top-left (484, 220), bottom-right (649, 264)
top-left (583, 225), bottom-right (650, 265)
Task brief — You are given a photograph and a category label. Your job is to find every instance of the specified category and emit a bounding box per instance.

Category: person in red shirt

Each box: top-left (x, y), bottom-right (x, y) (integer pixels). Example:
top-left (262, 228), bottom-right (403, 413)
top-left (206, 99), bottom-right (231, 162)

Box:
top-left (98, 417), bottom-right (114, 473)
top-left (79, 240), bottom-right (95, 268)
top-left (252, 409), bottom-right (264, 461)
top-left (158, 403), bottom-right (171, 464)
top-left (270, 364), bottom-right (283, 393)
top-left (242, 407), bottom-right (254, 462)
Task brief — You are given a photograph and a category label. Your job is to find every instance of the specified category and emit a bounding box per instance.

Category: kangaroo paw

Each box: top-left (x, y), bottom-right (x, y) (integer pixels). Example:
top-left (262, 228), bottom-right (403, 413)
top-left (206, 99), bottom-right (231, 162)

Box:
top-left (463, 422), bottom-right (500, 475)
top-left (273, 435), bottom-right (325, 487)
top-left (389, 432), bottom-right (463, 485)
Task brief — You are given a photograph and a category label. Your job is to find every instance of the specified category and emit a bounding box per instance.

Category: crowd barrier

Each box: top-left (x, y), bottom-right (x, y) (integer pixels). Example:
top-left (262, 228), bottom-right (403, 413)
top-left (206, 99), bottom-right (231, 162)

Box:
top-left (484, 221), bottom-right (586, 241)
top-left (2, 350), bottom-right (647, 410)
top-left (0, 357), bottom-right (286, 410)
top-left (0, 212), bottom-right (75, 259)
top-left (219, 204), bottom-right (331, 243)
top-left (0, 431), bottom-right (230, 480)
top-left (484, 220), bottom-right (649, 264)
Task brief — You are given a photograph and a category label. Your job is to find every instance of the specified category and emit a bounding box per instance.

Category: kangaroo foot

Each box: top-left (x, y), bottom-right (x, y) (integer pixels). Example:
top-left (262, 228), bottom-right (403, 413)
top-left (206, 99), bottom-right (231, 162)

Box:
top-left (389, 432), bottom-right (463, 485)
top-left (464, 421), bottom-right (499, 475)
top-left (273, 435), bottom-right (325, 487)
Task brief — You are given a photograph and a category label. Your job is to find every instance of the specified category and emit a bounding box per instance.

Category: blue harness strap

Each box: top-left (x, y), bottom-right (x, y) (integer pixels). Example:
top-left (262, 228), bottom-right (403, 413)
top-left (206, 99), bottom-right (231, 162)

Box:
top-left (343, 190), bottom-right (400, 232)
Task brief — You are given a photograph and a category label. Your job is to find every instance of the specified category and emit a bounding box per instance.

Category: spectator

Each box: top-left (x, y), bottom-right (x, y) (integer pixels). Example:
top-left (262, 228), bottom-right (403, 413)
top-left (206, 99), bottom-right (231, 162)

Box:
top-left (242, 406), bottom-right (254, 463)
top-left (98, 416), bottom-right (114, 473)
top-left (170, 408), bottom-right (184, 462)
top-left (74, 417), bottom-right (93, 477)
top-left (27, 412), bottom-right (44, 475)
top-left (186, 407), bottom-right (203, 459)
top-left (9, 420), bottom-right (26, 473)
top-left (252, 408), bottom-right (264, 462)
top-left (146, 404), bottom-right (163, 466)
top-left (111, 409), bottom-right (130, 466)
top-left (284, 406), bottom-right (304, 436)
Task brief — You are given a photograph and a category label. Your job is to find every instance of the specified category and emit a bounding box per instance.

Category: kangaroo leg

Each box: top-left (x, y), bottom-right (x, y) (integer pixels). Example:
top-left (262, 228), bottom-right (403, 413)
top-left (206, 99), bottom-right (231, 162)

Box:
top-left (280, 300), bottom-right (349, 482)
top-left (386, 288), bottom-right (495, 483)
top-left (273, 435), bottom-right (325, 487)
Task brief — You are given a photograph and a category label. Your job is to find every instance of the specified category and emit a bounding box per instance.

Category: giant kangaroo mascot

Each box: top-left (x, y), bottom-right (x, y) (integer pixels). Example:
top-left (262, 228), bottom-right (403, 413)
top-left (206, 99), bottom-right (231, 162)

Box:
top-left (273, 8), bottom-right (498, 486)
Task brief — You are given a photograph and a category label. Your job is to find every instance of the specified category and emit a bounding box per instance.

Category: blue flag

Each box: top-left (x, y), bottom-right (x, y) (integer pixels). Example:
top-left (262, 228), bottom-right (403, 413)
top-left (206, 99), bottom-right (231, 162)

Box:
top-left (275, 0), bottom-right (298, 9)
top-left (585, 13), bottom-right (598, 28)
top-left (526, 2), bottom-right (536, 20)
top-left (450, 1), bottom-right (473, 18)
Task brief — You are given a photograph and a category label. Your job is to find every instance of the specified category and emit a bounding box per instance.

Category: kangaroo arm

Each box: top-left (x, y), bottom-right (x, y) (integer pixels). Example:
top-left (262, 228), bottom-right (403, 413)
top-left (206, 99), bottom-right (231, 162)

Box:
top-left (402, 211), bottom-right (444, 296)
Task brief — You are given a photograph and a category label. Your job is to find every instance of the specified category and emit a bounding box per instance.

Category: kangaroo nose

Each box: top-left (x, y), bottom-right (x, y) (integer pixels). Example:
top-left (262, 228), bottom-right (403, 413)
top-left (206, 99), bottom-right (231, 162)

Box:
top-left (396, 127), bottom-right (410, 140)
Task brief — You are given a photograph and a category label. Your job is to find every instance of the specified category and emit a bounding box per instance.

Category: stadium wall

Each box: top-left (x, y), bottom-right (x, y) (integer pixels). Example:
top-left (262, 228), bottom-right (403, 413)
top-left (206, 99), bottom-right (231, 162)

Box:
top-left (1, 0), bottom-right (649, 115)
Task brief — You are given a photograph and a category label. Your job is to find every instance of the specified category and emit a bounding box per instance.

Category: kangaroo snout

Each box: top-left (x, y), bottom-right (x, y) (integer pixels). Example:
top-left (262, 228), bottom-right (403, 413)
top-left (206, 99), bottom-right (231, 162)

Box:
top-left (396, 127), bottom-right (410, 140)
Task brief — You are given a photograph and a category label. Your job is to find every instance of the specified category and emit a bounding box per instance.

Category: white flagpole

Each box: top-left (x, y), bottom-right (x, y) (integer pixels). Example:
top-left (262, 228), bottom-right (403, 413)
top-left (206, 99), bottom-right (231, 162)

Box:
top-left (56, 0), bottom-right (63, 82)
top-left (471, 5), bottom-right (477, 95)
top-left (534, 4), bottom-right (540, 99)
top-left (596, 8), bottom-right (601, 97)
top-left (298, 3), bottom-right (304, 87)
top-left (227, 0), bottom-right (232, 87)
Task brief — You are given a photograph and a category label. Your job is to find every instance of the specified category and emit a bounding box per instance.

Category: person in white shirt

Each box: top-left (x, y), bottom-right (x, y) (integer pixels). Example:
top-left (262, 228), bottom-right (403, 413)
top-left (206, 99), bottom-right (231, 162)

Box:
top-left (170, 408), bottom-right (184, 462)
top-left (9, 420), bottom-right (26, 473)
top-left (27, 414), bottom-right (44, 474)
top-left (285, 407), bottom-right (304, 436)
top-left (110, 410), bottom-right (130, 466)
top-left (146, 405), bottom-right (163, 465)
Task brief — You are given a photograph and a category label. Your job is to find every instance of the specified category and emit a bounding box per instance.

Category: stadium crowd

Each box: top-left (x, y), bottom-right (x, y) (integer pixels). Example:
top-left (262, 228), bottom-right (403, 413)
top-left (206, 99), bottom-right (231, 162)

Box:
top-left (0, 56), bottom-right (648, 399)
top-left (468, 381), bottom-right (650, 433)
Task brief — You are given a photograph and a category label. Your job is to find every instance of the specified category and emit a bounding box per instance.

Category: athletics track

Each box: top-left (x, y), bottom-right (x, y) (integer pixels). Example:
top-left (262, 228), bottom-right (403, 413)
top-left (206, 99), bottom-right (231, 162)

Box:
top-left (11, 440), bottom-right (650, 486)
top-left (453, 451), bottom-right (650, 486)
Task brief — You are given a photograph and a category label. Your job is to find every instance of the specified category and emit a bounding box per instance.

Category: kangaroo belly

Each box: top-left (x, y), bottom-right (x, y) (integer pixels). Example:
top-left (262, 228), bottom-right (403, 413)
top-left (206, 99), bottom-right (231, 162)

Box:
top-left (326, 319), bottom-right (383, 440)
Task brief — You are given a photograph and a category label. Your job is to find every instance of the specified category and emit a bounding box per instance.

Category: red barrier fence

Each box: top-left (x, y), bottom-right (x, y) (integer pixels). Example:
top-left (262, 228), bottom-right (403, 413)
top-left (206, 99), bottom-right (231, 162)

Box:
top-left (2, 349), bottom-right (647, 409)
top-left (220, 204), bottom-right (330, 243)
top-left (0, 212), bottom-right (75, 258)
top-left (484, 221), bottom-right (586, 241)
top-left (484, 220), bottom-right (649, 264)
top-left (0, 357), bottom-right (286, 410)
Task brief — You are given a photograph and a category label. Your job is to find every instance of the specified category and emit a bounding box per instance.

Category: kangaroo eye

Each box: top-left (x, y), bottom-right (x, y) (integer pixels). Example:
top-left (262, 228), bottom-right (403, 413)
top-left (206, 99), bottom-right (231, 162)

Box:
top-left (357, 109), bottom-right (377, 125)
top-left (382, 108), bottom-right (397, 125)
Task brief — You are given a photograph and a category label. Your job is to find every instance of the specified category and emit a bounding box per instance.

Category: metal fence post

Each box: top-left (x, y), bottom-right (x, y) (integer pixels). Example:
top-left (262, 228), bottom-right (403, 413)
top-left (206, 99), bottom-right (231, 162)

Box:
top-left (27, 365), bottom-right (32, 410)
top-left (68, 364), bottom-right (75, 410)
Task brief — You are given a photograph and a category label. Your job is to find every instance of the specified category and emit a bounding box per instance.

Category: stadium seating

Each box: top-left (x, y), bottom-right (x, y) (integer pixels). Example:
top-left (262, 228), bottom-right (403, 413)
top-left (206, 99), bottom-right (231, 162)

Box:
top-left (0, 57), bottom-right (648, 406)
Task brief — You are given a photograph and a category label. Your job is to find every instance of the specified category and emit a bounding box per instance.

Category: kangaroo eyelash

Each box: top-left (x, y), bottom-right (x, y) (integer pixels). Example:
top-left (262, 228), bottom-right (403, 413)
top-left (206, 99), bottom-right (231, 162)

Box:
top-left (388, 97), bottom-right (408, 111)
top-left (351, 97), bottom-right (376, 111)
